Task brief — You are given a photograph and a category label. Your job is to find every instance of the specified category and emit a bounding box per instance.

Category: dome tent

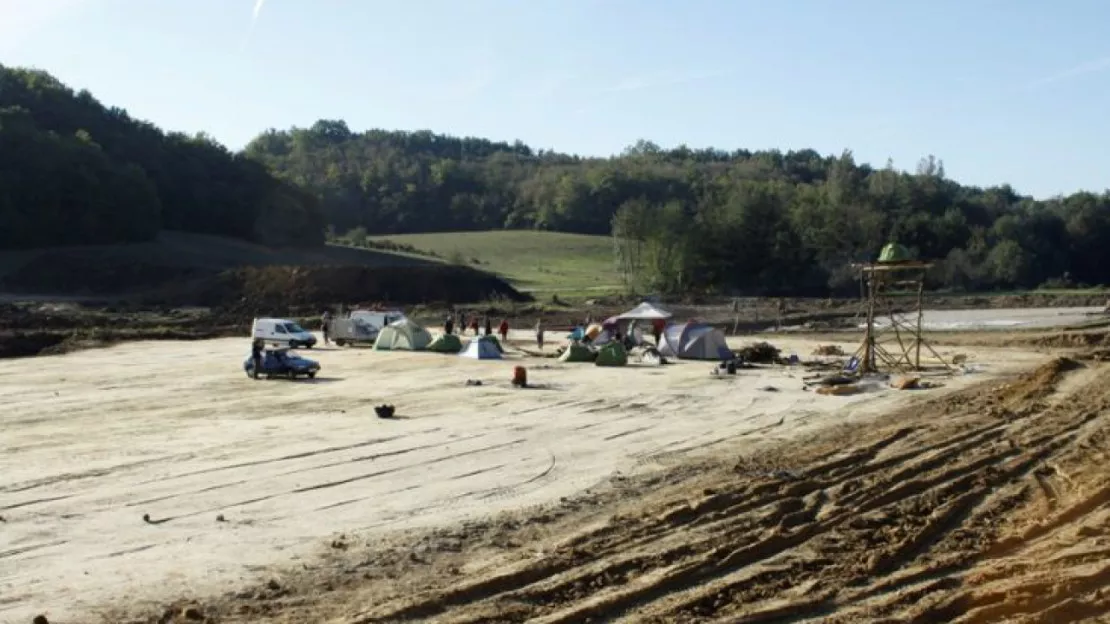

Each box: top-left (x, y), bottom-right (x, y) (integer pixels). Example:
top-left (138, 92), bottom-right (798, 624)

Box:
top-left (459, 336), bottom-right (502, 360)
top-left (559, 343), bottom-right (595, 363)
top-left (595, 341), bottom-right (628, 367)
top-left (373, 319), bottom-right (433, 351)
top-left (427, 333), bottom-right (463, 353)
top-left (658, 322), bottom-right (732, 361)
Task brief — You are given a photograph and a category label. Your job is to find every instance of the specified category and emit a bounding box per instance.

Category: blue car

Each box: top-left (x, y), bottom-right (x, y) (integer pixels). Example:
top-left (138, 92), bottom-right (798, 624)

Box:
top-left (244, 348), bottom-right (321, 379)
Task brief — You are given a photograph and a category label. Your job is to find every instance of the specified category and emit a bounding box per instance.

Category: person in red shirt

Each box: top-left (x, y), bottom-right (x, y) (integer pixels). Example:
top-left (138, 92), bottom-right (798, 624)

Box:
top-left (652, 319), bottom-right (666, 345)
top-left (498, 318), bottom-right (510, 342)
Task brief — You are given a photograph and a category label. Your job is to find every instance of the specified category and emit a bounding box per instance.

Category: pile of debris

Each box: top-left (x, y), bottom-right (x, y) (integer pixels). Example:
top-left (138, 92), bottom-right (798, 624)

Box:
top-left (736, 341), bottom-right (781, 364)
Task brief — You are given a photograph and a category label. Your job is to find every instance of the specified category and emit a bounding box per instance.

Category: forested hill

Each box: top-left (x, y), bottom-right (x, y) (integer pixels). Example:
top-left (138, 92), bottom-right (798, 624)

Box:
top-left (4, 61), bottom-right (1109, 295)
top-left (0, 65), bottom-right (323, 250)
top-left (246, 121), bottom-right (1110, 293)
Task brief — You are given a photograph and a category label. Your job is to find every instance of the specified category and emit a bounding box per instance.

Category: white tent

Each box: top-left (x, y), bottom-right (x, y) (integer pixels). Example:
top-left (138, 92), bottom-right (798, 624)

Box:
top-left (459, 336), bottom-right (503, 360)
top-left (658, 322), bottom-right (732, 361)
top-left (617, 301), bottom-right (673, 321)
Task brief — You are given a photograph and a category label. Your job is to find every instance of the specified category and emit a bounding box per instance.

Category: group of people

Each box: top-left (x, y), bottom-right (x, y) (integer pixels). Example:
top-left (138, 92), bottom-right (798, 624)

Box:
top-left (444, 313), bottom-right (511, 341)
top-left (443, 312), bottom-right (548, 351)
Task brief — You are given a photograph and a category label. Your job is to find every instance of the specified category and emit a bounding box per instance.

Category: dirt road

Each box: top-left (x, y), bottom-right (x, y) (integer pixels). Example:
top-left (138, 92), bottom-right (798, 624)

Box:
top-left (0, 334), bottom-right (1051, 622)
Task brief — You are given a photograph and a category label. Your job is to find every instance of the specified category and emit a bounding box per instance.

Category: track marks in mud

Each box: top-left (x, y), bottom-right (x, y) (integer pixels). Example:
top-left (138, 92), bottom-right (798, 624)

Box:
top-left (346, 361), bottom-right (1110, 624)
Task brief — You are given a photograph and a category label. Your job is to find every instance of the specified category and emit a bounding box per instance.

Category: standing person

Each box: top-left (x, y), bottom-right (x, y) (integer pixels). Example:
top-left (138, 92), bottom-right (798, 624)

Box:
top-left (321, 309), bottom-right (332, 346)
top-left (535, 319), bottom-right (545, 351)
top-left (469, 316), bottom-right (480, 336)
top-left (484, 316), bottom-right (493, 337)
top-left (444, 313), bottom-right (455, 335)
top-left (652, 318), bottom-right (665, 346)
top-left (498, 318), bottom-right (510, 343)
top-left (251, 339), bottom-right (264, 380)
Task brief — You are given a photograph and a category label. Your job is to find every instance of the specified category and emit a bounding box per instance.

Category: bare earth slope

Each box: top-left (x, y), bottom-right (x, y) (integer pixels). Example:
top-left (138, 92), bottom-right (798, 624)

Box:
top-left (309, 357), bottom-right (1110, 624)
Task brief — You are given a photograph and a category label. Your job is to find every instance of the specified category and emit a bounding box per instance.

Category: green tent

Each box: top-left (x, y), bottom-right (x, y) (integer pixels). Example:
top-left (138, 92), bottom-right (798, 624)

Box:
top-left (373, 319), bottom-right (433, 351)
top-left (878, 242), bottom-right (914, 263)
top-left (595, 341), bottom-right (628, 367)
top-left (427, 333), bottom-right (463, 353)
top-left (559, 343), bottom-right (595, 363)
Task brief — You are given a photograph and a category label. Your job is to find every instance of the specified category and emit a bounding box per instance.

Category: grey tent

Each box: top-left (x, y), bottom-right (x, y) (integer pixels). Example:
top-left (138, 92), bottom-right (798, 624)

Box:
top-left (658, 322), bottom-right (732, 360)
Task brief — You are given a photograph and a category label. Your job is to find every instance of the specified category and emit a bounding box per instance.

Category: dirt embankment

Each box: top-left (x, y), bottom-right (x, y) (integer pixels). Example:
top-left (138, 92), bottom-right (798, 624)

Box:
top-left (165, 265), bottom-right (530, 311)
top-left (0, 264), bottom-right (532, 358)
top-left (113, 355), bottom-right (1110, 624)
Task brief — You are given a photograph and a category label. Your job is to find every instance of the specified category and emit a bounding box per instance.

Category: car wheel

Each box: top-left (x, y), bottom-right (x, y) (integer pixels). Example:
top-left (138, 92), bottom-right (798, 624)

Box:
top-left (288, 340), bottom-right (298, 348)
top-left (335, 339), bottom-right (347, 347)
top-left (308, 371), bottom-right (317, 379)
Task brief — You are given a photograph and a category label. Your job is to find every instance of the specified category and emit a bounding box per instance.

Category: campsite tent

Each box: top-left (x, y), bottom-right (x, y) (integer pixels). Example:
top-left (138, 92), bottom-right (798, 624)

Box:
top-left (374, 319), bottom-right (433, 351)
top-left (459, 336), bottom-right (503, 360)
top-left (658, 322), bottom-right (732, 361)
top-left (617, 301), bottom-right (673, 321)
top-left (427, 333), bottom-right (463, 353)
top-left (595, 341), bottom-right (628, 367)
top-left (559, 343), bottom-right (595, 363)
top-left (591, 316), bottom-right (623, 346)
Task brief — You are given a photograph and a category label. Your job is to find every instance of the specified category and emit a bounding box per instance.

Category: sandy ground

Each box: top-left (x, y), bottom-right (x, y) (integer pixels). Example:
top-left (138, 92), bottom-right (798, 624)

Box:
top-left (0, 330), bottom-right (1045, 623)
top-left (870, 306), bottom-right (1106, 331)
top-left (312, 354), bottom-right (1110, 624)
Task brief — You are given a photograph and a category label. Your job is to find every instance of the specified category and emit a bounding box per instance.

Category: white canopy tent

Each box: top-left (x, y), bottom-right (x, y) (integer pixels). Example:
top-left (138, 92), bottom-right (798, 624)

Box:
top-left (616, 301), bottom-right (673, 321)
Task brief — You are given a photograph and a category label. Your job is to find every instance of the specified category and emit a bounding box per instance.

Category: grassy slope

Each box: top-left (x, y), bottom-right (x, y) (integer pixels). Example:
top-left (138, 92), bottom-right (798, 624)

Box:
top-left (369, 230), bottom-right (620, 296)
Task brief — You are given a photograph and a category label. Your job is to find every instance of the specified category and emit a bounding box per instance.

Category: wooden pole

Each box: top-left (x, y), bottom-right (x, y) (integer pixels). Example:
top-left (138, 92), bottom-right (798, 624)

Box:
top-left (914, 271), bottom-right (925, 369)
top-left (863, 273), bottom-right (876, 372)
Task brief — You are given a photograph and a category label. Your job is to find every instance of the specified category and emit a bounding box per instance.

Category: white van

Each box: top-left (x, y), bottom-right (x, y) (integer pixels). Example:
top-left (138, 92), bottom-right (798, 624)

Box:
top-left (252, 318), bottom-right (318, 348)
top-left (347, 309), bottom-right (406, 332)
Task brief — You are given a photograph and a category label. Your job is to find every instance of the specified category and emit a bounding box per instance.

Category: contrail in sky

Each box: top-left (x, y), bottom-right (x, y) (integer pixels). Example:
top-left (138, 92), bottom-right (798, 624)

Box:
top-left (1025, 56), bottom-right (1110, 90)
top-left (242, 0), bottom-right (267, 50)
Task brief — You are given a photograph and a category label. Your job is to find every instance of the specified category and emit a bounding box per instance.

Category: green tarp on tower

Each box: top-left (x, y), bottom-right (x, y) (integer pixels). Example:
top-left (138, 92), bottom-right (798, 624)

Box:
top-left (878, 242), bottom-right (914, 263)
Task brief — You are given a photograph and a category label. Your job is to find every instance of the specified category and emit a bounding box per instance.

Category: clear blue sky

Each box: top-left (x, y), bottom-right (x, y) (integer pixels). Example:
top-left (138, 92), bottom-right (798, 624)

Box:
top-left (2, 0), bottom-right (1108, 198)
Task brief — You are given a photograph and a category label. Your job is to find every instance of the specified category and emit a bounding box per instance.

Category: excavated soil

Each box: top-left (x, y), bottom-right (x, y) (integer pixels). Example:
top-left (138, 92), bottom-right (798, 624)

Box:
top-left (104, 353), bottom-right (1110, 624)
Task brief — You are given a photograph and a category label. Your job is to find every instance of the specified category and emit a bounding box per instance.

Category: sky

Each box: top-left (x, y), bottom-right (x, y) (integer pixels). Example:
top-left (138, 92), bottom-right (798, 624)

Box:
top-left (1, 0), bottom-right (1109, 198)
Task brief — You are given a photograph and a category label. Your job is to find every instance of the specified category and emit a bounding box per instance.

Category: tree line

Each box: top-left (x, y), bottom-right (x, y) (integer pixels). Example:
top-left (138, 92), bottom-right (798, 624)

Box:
top-left (247, 123), bottom-right (1110, 294)
top-left (4, 63), bottom-right (1108, 295)
top-left (0, 65), bottom-right (323, 250)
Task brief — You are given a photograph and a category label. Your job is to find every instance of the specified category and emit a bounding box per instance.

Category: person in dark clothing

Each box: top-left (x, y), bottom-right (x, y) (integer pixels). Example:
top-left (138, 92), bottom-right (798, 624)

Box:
top-left (484, 317), bottom-right (493, 336)
top-left (251, 339), bottom-right (264, 380)
top-left (445, 314), bottom-right (455, 335)
top-left (321, 310), bottom-right (332, 346)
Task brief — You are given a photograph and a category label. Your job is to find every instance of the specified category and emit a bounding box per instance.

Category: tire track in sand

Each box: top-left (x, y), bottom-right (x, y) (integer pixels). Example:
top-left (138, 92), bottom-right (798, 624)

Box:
top-left (339, 358), bottom-right (1110, 624)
